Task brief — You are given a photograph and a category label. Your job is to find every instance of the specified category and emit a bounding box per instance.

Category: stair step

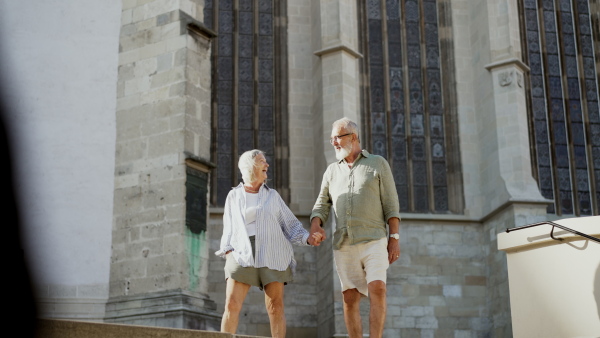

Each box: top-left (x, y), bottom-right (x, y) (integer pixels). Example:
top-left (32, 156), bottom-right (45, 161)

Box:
top-left (35, 319), bottom-right (265, 338)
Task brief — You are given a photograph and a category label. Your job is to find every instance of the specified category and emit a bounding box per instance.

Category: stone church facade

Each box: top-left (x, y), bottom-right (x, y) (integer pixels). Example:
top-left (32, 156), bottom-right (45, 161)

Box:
top-left (7, 0), bottom-right (599, 337)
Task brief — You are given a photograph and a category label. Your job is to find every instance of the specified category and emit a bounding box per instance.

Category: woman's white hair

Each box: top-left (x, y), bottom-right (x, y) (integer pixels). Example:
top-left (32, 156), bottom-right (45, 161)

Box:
top-left (332, 117), bottom-right (360, 143)
top-left (238, 149), bottom-right (265, 184)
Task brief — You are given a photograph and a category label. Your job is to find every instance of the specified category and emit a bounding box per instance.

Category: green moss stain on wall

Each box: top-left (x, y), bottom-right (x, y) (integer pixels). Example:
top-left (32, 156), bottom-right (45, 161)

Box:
top-left (186, 227), bottom-right (206, 291)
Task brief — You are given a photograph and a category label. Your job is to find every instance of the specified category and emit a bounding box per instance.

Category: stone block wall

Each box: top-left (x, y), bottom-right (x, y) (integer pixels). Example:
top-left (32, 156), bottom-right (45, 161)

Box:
top-left (315, 218), bottom-right (337, 338)
top-left (382, 220), bottom-right (490, 337)
top-left (451, 0), bottom-right (484, 219)
top-left (108, 0), bottom-right (220, 329)
top-left (288, 0), bottom-right (318, 213)
top-left (112, 3), bottom-right (193, 297)
top-left (183, 23), bottom-right (212, 161)
top-left (207, 212), bottom-right (521, 337)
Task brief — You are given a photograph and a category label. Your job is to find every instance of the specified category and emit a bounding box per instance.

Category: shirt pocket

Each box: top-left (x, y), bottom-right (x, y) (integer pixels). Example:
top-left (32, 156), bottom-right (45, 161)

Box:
top-left (353, 166), bottom-right (378, 194)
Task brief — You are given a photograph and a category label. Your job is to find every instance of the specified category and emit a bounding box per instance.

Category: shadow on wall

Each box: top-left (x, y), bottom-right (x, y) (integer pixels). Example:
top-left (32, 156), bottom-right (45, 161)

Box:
top-left (1, 44), bottom-right (38, 337)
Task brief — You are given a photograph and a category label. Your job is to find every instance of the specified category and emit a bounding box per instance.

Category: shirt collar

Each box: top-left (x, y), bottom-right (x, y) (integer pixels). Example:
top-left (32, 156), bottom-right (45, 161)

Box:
top-left (337, 149), bottom-right (371, 164)
top-left (234, 182), bottom-right (270, 190)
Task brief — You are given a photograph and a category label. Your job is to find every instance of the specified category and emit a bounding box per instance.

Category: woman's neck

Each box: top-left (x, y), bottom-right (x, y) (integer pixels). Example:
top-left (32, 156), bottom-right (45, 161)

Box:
top-left (244, 181), bottom-right (262, 193)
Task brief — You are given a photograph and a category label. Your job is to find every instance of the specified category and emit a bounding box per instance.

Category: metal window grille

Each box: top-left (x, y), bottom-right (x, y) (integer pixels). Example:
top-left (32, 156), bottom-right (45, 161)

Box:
top-left (359, 0), bottom-right (462, 213)
top-left (204, 0), bottom-right (289, 206)
top-left (520, 0), bottom-right (600, 215)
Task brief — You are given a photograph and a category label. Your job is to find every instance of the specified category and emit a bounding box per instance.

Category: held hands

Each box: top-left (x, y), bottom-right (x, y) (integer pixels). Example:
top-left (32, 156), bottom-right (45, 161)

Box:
top-left (307, 232), bottom-right (324, 246)
top-left (309, 217), bottom-right (327, 246)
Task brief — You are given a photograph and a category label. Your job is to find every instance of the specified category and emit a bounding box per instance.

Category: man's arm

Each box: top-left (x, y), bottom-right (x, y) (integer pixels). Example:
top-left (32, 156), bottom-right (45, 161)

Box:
top-left (310, 166), bottom-right (332, 243)
top-left (376, 157), bottom-right (401, 263)
top-left (387, 217), bottom-right (401, 264)
top-left (310, 217), bottom-right (326, 243)
top-left (378, 158), bottom-right (402, 222)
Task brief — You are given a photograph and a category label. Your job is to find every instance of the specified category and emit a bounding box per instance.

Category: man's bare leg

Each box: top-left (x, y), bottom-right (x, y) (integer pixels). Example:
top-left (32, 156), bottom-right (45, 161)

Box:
top-left (368, 280), bottom-right (387, 337)
top-left (342, 288), bottom-right (363, 338)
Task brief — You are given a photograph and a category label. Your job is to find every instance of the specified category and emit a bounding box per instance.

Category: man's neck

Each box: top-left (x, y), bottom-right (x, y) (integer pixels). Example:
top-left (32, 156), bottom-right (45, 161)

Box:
top-left (344, 149), bottom-right (361, 164)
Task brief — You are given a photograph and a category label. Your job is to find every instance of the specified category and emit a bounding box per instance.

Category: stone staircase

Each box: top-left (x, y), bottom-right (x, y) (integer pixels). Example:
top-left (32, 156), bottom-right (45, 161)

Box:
top-left (35, 319), bottom-right (264, 338)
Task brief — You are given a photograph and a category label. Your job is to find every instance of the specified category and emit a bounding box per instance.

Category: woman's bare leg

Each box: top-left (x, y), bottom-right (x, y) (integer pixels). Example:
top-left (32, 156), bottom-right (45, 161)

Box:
top-left (263, 282), bottom-right (286, 338)
top-left (221, 278), bottom-right (251, 333)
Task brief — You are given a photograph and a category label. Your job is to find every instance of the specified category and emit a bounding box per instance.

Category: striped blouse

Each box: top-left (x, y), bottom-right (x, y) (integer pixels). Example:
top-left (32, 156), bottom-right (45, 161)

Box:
top-left (215, 183), bottom-right (310, 273)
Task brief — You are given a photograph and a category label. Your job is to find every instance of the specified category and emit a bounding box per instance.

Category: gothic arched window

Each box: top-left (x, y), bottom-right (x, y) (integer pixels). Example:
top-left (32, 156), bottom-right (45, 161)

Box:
top-left (359, 0), bottom-right (462, 213)
top-left (519, 0), bottom-right (600, 215)
top-left (204, 0), bottom-right (289, 206)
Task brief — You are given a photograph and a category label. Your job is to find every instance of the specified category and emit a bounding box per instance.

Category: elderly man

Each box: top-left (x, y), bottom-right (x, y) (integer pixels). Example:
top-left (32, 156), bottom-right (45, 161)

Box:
top-left (310, 117), bottom-right (401, 338)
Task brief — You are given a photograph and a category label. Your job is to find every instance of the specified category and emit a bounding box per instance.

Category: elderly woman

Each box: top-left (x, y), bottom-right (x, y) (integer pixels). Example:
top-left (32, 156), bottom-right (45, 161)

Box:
top-left (216, 149), bottom-right (322, 337)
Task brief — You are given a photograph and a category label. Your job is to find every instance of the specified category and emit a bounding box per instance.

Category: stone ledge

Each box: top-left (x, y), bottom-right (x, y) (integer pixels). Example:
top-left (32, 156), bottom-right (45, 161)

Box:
top-left (105, 290), bottom-right (218, 319)
top-left (314, 44), bottom-right (363, 59)
top-left (35, 319), bottom-right (264, 338)
top-left (484, 57), bottom-right (530, 73)
top-left (37, 297), bottom-right (107, 322)
top-left (104, 290), bottom-right (220, 330)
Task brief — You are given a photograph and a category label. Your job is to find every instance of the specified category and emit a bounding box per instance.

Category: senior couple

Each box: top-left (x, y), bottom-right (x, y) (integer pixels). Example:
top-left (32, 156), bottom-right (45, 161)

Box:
top-left (215, 117), bottom-right (401, 338)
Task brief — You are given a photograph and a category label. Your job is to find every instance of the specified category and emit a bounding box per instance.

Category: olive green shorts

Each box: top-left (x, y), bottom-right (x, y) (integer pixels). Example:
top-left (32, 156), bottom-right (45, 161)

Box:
top-left (224, 236), bottom-right (293, 290)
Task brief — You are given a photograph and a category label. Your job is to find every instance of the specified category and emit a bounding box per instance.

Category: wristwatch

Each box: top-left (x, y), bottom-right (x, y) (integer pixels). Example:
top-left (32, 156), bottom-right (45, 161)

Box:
top-left (389, 233), bottom-right (400, 240)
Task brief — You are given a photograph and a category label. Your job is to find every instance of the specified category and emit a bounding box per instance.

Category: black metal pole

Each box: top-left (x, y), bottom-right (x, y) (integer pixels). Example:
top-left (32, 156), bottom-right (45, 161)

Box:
top-left (506, 221), bottom-right (600, 243)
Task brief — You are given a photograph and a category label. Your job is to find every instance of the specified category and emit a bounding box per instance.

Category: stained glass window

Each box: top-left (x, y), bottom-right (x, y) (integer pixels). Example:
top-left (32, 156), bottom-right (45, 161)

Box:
top-left (520, 0), bottom-right (600, 215)
top-left (204, 0), bottom-right (287, 206)
top-left (360, 0), bottom-right (459, 213)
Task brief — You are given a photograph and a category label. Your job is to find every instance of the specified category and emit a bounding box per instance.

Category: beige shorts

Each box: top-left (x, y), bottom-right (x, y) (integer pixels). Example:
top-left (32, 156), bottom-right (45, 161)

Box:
top-left (333, 237), bottom-right (389, 297)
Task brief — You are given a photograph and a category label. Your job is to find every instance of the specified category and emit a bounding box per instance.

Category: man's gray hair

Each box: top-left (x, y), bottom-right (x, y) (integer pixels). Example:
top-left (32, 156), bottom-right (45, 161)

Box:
top-left (238, 149), bottom-right (265, 184)
top-left (332, 117), bottom-right (360, 143)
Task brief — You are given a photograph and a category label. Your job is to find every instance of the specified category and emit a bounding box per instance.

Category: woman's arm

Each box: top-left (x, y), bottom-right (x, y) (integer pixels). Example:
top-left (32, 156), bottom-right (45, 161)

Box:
top-left (275, 192), bottom-right (310, 246)
top-left (215, 191), bottom-right (235, 257)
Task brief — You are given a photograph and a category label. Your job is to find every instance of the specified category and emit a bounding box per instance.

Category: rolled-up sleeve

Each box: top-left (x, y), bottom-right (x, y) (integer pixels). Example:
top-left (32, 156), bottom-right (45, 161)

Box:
top-left (215, 192), bottom-right (234, 258)
top-left (277, 193), bottom-right (310, 246)
top-left (310, 166), bottom-right (332, 224)
top-left (378, 158), bottom-right (402, 222)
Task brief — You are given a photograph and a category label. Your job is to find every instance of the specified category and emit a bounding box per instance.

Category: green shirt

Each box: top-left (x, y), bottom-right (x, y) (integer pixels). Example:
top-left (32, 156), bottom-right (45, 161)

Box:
top-left (311, 150), bottom-right (401, 250)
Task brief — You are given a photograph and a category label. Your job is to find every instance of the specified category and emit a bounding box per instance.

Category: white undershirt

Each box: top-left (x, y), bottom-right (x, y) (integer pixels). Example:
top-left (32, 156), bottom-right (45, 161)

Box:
top-left (244, 192), bottom-right (258, 236)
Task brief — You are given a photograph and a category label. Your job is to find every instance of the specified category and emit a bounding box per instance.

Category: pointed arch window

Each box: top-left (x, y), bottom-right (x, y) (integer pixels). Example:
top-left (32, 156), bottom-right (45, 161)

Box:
top-left (204, 0), bottom-right (289, 206)
top-left (358, 0), bottom-right (462, 213)
top-left (519, 0), bottom-right (600, 215)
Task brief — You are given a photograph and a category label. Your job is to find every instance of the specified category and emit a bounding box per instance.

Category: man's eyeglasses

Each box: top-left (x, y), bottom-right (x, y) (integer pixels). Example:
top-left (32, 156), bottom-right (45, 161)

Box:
top-left (329, 133), bottom-right (353, 144)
